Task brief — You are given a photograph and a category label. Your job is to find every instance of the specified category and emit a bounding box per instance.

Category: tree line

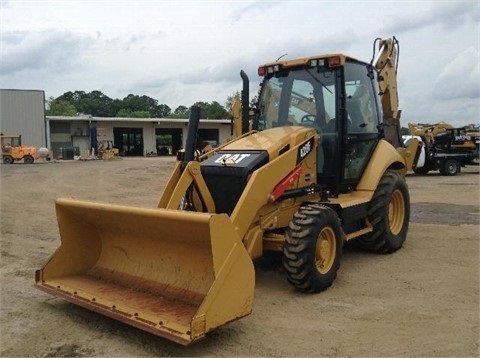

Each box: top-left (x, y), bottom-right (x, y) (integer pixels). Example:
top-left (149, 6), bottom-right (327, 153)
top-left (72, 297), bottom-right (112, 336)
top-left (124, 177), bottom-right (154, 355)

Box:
top-left (47, 91), bottom-right (477, 134)
top-left (46, 90), bottom-right (237, 119)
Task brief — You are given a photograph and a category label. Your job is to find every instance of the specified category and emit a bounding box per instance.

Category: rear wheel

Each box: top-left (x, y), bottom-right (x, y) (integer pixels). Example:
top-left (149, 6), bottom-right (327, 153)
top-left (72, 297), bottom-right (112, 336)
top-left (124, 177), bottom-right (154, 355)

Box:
top-left (439, 159), bottom-right (459, 176)
top-left (23, 156), bottom-right (34, 164)
top-left (283, 203), bottom-right (343, 293)
top-left (3, 156), bottom-right (13, 164)
top-left (357, 169), bottom-right (410, 253)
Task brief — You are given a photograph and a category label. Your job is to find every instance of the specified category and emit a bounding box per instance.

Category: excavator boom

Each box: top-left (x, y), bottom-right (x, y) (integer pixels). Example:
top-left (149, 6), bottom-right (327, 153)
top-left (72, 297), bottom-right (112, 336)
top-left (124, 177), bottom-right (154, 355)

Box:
top-left (371, 37), bottom-right (403, 148)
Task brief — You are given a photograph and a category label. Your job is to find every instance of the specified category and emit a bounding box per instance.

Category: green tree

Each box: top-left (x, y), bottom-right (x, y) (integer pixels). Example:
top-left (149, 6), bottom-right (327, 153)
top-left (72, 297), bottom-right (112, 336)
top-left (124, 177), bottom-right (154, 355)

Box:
top-left (82, 90), bottom-right (114, 117)
top-left (225, 91), bottom-right (240, 113)
top-left (117, 94), bottom-right (171, 118)
top-left (121, 94), bottom-right (149, 112)
top-left (57, 90), bottom-right (85, 103)
top-left (111, 98), bottom-right (124, 117)
top-left (46, 97), bottom-right (77, 116)
top-left (116, 109), bottom-right (150, 118)
top-left (167, 105), bottom-right (189, 119)
top-left (56, 90), bottom-right (115, 116)
top-left (156, 103), bottom-right (171, 118)
top-left (174, 105), bottom-right (188, 115)
top-left (194, 101), bottom-right (229, 119)
top-left (48, 90), bottom-right (233, 120)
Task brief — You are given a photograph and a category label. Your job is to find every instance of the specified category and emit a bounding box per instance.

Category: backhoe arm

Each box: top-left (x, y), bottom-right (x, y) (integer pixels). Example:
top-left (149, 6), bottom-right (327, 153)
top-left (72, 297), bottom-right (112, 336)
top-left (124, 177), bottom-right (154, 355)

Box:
top-left (372, 37), bottom-right (402, 148)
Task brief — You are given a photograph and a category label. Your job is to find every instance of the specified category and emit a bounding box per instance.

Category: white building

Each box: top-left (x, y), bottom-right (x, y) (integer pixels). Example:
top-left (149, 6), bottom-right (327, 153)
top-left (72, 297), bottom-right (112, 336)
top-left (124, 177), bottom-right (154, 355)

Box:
top-left (46, 116), bottom-right (233, 159)
top-left (1, 89), bottom-right (233, 159)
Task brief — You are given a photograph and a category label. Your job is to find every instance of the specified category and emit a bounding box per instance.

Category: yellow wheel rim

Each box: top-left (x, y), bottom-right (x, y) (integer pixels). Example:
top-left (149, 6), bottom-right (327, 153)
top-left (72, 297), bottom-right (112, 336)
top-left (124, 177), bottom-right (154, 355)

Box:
top-left (315, 227), bottom-right (336, 274)
top-left (389, 189), bottom-right (405, 235)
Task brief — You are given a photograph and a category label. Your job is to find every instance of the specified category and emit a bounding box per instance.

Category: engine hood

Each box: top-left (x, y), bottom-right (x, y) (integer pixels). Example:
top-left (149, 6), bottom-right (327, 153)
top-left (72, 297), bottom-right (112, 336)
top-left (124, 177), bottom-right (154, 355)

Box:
top-left (222, 126), bottom-right (316, 161)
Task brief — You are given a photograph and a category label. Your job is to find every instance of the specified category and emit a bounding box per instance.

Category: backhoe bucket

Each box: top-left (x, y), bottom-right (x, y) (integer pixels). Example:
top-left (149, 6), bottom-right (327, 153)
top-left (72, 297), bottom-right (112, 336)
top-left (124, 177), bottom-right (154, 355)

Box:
top-left (35, 198), bottom-right (255, 345)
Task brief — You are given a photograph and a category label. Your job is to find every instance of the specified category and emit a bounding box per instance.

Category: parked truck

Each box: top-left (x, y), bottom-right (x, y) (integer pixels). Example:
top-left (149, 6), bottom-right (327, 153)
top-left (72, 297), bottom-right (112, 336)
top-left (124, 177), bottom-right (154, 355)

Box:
top-left (404, 122), bottom-right (478, 175)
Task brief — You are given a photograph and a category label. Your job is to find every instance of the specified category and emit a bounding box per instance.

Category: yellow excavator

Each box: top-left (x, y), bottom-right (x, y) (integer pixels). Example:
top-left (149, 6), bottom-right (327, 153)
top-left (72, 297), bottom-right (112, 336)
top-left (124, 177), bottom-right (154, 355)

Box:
top-left (405, 122), bottom-right (478, 175)
top-left (408, 122), bottom-right (477, 152)
top-left (35, 37), bottom-right (420, 345)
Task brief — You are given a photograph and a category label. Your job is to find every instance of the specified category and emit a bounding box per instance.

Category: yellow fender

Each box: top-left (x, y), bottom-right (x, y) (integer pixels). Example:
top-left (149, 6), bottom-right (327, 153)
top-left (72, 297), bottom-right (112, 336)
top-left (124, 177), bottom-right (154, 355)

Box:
top-left (356, 139), bottom-right (406, 193)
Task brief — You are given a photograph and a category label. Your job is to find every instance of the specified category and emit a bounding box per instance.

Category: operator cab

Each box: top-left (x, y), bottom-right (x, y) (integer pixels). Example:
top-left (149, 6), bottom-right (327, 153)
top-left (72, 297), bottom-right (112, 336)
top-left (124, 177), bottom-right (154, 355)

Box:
top-left (255, 55), bottom-right (383, 195)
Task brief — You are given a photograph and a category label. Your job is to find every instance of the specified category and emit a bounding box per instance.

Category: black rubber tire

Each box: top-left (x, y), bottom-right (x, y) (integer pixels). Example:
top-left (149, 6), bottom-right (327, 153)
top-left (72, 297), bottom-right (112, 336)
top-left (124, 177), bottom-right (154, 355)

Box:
top-left (3, 156), bottom-right (13, 164)
top-left (439, 159), bottom-right (459, 176)
top-left (283, 203), bottom-right (343, 293)
top-left (357, 169), bottom-right (410, 253)
top-left (23, 156), bottom-right (34, 164)
top-left (413, 166), bottom-right (429, 175)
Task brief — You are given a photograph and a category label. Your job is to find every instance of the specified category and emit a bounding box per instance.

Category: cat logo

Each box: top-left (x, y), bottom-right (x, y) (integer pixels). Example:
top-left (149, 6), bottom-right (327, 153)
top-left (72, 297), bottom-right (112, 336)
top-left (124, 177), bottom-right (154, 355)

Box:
top-left (214, 153), bottom-right (251, 165)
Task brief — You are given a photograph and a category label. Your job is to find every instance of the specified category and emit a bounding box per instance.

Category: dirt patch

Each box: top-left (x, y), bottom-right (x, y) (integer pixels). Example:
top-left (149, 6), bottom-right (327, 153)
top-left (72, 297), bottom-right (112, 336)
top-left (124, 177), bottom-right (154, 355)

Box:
top-left (1, 158), bottom-right (478, 357)
top-left (42, 343), bottom-right (94, 358)
top-left (411, 202), bottom-right (478, 225)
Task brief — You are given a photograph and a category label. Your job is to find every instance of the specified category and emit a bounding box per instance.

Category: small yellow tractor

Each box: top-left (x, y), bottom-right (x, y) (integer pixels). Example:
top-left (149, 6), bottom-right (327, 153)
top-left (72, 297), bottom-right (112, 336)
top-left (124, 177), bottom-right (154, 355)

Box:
top-left (1, 134), bottom-right (48, 164)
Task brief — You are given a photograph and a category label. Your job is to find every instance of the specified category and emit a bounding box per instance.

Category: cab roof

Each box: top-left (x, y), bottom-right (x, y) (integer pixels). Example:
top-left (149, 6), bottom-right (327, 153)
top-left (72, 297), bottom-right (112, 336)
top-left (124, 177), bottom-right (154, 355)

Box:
top-left (259, 53), bottom-right (362, 69)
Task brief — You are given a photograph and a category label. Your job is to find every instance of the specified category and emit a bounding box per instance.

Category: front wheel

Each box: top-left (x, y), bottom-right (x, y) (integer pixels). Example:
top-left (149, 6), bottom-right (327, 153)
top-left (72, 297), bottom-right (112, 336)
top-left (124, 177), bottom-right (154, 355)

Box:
top-left (3, 156), bottom-right (13, 164)
top-left (357, 169), bottom-right (410, 253)
top-left (283, 203), bottom-right (343, 293)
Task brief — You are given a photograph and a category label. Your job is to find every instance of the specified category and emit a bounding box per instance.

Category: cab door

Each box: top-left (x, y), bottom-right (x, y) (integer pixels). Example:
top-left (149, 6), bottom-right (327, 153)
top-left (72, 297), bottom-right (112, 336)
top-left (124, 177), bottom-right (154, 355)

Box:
top-left (341, 62), bottom-right (382, 189)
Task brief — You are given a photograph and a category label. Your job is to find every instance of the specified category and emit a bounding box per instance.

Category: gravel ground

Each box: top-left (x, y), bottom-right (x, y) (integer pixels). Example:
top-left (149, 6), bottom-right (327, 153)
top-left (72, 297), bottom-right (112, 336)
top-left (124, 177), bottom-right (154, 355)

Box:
top-left (1, 157), bottom-right (478, 357)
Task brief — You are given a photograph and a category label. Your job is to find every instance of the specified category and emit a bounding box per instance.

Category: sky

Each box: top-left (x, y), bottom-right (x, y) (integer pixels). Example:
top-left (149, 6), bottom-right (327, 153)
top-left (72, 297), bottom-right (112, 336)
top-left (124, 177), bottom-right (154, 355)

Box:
top-left (1, 0), bottom-right (479, 127)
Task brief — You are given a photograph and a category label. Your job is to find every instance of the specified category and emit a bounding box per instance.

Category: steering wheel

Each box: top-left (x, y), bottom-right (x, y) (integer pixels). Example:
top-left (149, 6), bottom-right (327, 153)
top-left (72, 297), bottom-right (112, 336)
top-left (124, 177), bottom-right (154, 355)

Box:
top-left (300, 114), bottom-right (322, 133)
top-left (301, 114), bottom-right (316, 123)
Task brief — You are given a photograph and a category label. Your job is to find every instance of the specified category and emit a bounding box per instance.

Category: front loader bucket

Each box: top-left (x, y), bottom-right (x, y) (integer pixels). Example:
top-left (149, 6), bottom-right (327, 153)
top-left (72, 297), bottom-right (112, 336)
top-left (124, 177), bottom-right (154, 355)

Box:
top-left (35, 198), bottom-right (255, 345)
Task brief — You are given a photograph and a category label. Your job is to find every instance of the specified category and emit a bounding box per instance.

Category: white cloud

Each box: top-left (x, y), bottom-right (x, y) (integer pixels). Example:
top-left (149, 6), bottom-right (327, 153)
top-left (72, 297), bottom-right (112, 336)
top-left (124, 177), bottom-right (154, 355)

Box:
top-left (381, 0), bottom-right (479, 34)
top-left (434, 47), bottom-right (480, 100)
top-left (231, 0), bottom-right (285, 22)
top-left (1, 30), bottom-right (93, 74)
top-left (0, 0), bottom-right (478, 127)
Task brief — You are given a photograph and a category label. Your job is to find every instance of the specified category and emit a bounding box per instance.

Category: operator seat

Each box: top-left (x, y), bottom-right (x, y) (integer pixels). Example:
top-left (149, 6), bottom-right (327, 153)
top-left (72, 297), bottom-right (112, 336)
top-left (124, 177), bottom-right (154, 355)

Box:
top-left (318, 118), bottom-right (336, 175)
top-left (346, 85), bottom-right (372, 132)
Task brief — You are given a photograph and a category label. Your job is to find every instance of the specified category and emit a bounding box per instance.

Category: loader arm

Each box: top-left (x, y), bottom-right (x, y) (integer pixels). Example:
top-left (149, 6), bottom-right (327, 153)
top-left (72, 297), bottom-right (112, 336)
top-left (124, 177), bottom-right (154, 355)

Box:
top-left (230, 134), bottom-right (315, 239)
top-left (160, 161), bottom-right (216, 212)
top-left (160, 126), bottom-right (317, 239)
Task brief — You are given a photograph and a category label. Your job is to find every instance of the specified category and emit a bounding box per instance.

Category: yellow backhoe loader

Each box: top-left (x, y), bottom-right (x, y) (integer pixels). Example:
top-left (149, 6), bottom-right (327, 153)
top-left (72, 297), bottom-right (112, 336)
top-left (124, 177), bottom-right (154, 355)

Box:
top-left (35, 37), bottom-right (419, 345)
